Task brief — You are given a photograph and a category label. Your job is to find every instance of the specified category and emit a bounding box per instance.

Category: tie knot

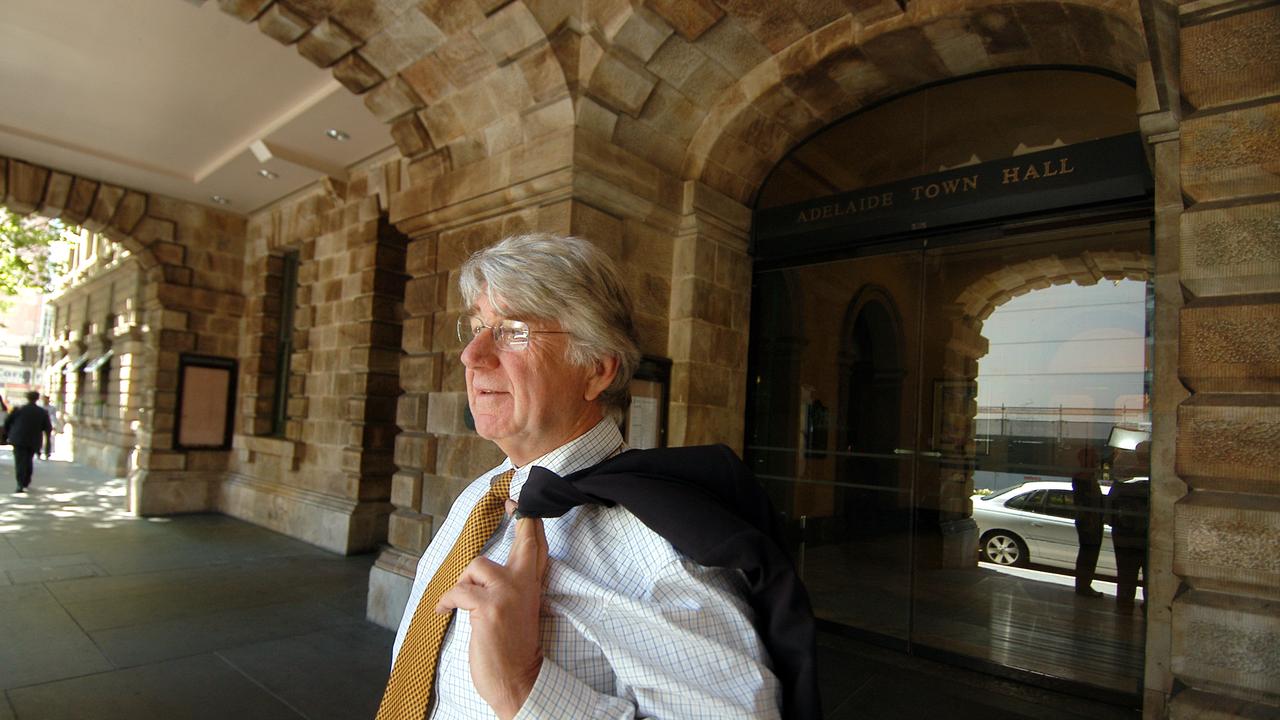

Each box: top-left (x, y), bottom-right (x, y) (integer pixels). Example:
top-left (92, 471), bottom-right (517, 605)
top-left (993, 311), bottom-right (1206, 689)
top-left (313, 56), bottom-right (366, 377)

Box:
top-left (490, 469), bottom-right (515, 498)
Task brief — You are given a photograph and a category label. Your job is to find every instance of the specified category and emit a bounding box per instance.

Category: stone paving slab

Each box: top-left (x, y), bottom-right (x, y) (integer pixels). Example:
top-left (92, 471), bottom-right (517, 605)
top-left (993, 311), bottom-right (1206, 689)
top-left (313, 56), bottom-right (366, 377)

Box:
top-left (89, 596), bottom-right (365, 668)
top-left (0, 552), bottom-right (96, 572)
top-left (7, 654), bottom-right (307, 720)
top-left (49, 555), bottom-right (370, 631)
top-left (5, 562), bottom-right (107, 585)
top-left (217, 625), bottom-right (393, 720)
top-left (0, 584), bottom-right (115, 690)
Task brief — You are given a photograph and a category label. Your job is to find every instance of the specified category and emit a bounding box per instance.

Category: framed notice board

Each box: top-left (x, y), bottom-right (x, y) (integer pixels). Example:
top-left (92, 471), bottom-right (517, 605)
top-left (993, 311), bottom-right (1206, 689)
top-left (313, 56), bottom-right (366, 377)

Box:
top-left (174, 354), bottom-right (237, 450)
top-left (624, 355), bottom-right (671, 450)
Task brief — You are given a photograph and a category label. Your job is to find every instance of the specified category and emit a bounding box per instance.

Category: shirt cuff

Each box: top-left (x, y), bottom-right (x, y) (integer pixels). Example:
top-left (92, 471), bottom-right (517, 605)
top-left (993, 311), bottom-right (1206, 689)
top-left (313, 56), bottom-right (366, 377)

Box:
top-left (513, 658), bottom-right (630, 720)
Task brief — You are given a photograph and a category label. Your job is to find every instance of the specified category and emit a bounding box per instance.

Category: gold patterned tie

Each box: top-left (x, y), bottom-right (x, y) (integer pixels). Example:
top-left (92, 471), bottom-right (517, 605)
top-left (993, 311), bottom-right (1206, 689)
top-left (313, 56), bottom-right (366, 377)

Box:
top-left (376, 470), bottom-right (515, 720)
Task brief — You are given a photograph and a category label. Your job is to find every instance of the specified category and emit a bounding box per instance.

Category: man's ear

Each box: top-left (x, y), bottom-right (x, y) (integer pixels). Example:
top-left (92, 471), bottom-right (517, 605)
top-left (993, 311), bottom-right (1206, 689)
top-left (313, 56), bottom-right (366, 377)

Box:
top-left (584, 355), bottom-right (620, 402)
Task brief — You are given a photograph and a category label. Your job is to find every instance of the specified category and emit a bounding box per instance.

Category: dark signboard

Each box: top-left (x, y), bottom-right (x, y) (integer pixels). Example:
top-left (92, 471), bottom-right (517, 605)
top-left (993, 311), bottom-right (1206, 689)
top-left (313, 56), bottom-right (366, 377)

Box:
top-left (753, 133), bottom-right (1151, 260)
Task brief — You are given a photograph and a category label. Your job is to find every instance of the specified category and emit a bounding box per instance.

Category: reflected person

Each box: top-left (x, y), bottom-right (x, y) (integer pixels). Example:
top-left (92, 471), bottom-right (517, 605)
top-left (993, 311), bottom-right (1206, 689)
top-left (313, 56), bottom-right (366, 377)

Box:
top-left (1071, 446), bottom-right (1104, 598)
top-left (1109, 440), bottom-right (1150, 612)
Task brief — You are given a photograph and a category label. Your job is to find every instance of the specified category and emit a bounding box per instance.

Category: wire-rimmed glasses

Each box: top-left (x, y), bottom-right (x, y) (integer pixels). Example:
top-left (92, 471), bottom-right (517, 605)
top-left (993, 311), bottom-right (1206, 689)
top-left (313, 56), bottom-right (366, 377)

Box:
top-left (456, 314), bottom-right (570, 352)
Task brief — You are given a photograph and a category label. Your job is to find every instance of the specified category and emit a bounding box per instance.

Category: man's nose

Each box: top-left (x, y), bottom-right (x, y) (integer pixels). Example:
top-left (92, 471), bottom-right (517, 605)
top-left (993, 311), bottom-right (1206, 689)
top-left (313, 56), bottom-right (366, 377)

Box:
top-left (460, 328), bottom-right (498, 367)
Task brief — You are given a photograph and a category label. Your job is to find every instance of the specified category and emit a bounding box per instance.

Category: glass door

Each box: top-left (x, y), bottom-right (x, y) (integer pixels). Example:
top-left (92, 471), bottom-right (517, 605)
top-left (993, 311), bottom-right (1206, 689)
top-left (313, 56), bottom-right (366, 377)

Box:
top-left (746, 248), bottom-right (924, 644)
top-left (910, 224), bottom-right (1151, 697)
top-left (745, 221), bottom-right (1151, 697)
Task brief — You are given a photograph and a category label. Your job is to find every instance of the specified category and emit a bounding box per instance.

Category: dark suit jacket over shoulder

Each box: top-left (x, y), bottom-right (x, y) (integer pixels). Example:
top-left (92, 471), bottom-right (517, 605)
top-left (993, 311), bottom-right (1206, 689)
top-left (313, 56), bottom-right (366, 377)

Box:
top-left (520, 444), bottom-right (821, 720)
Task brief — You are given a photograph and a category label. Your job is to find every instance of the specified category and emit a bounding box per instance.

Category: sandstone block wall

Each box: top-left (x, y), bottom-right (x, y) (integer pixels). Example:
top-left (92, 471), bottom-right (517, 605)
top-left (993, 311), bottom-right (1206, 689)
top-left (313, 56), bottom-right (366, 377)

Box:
top-left (225, 155), bottom-right (407, 555)
top-left (1166, 1), bottom-right (1280, 717)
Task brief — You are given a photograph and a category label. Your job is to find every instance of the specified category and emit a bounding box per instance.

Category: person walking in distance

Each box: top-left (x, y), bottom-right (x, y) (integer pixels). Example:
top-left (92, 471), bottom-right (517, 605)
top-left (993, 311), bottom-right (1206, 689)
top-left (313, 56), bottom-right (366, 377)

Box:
top-left (4, 391), bottom-right (52, 493)
top-left (40, 395), bottom-right (59, 459)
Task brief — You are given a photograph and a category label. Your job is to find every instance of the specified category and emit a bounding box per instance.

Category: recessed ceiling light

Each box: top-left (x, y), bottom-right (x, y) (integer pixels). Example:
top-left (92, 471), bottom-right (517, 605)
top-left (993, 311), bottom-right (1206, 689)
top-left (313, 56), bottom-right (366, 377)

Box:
top-left (257, 169), bottom-right (279, 179)
top-left (325, 129), bottom-right (350, 141)
top-left (210, 195), bottom-right (231, 205)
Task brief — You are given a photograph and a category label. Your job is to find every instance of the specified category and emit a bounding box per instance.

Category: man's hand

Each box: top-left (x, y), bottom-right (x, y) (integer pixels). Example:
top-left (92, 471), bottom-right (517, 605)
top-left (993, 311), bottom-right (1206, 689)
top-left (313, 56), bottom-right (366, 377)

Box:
top-left (436, 500), bottom-right (549, 720)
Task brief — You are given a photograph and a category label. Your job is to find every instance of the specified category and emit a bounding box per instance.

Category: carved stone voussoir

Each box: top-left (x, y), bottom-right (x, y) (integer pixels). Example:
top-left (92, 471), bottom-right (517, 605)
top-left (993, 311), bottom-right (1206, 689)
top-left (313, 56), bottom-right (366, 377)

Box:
top-left (298, 17), bottom-right (361, 67)
top-left (258, 2), bottom-right (312, 45)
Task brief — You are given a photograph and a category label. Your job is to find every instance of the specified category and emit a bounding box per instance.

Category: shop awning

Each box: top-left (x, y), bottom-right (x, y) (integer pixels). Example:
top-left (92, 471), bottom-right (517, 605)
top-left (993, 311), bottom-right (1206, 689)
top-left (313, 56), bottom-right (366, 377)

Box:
top-left (85, 349), bottom-right (114, 373)
top-left (65, 353), bottom-right (91, 373)
top-left (46, 355), bottom-right (69, 373)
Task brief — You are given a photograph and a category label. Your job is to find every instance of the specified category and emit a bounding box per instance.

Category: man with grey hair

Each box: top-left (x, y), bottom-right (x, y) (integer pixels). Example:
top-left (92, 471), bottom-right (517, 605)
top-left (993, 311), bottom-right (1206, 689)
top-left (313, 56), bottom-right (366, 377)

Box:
top-left (378, 234), bottom-right (802, 719)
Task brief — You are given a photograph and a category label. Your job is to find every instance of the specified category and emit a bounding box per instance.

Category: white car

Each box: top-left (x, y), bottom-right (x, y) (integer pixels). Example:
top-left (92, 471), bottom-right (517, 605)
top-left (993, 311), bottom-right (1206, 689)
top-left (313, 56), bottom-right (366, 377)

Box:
top-left (971, 481), bottom-right (1116, 572)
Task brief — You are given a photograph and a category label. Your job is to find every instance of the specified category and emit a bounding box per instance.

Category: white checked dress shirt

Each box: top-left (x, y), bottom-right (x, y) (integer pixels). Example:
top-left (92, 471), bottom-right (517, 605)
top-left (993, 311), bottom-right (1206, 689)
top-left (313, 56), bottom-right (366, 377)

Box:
top-left (391, 419), bottom-right (782, 719)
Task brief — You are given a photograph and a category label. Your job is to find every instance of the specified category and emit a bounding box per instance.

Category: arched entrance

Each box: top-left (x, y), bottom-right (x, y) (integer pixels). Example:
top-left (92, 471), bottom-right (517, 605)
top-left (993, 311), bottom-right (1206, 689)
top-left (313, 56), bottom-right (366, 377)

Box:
top-left (744, 69), bottom-right (1155, 702)
top-left (836, 288), bottom-right (906, 538)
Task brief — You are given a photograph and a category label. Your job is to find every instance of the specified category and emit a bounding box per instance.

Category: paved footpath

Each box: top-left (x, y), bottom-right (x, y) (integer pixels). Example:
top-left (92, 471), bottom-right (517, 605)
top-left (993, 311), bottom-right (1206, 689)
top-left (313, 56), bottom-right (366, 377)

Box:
top-left (0, 448), bottom-right (393, 720)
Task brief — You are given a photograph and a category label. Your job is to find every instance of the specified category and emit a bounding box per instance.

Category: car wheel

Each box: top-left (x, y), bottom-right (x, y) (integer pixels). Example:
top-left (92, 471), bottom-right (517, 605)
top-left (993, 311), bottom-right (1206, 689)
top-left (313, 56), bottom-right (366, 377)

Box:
top-left (980, 531), bottom-right (1028, 566)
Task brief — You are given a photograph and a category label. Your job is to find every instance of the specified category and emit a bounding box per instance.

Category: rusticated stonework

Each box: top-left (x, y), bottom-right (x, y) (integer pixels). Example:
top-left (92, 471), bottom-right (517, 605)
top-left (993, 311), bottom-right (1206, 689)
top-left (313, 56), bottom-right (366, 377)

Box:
top-left (1177, 404), bottom-right (1280, 488)
top-left (7, 1), bottom-right (1280, 717)
top-left (1180, 4), bottom-right (1280, 111)
top-left (1173, 590), bottom-right (1280, 698)
top-left (1181, 102), bottom-right (1280, 203)
top-left (1180, 301), bottom-right (1280, 393)
top-left (1182, 200), bottom-right (1280, 296)
top-left (1175, 492), bottom-right (1280, 583)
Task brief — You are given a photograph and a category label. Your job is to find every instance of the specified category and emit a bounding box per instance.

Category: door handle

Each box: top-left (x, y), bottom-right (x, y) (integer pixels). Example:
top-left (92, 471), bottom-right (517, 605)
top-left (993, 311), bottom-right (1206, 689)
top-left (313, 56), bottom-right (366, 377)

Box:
top-left (893, 448), bottom-right (913, 455)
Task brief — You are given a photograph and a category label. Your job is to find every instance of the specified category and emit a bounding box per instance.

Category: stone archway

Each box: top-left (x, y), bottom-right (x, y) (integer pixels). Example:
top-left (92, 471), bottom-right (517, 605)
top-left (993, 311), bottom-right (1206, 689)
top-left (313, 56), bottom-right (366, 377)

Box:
top-left (936, 248), bottom-right (1155, 525)
top-left (214, 1), bottom-right (574, 200)
top-left (679, 0), bottom-right (1147, 205)
top-left (4, 157), bottom-right (168, 269)
top-left (2, 155), bottom-right (247, 509)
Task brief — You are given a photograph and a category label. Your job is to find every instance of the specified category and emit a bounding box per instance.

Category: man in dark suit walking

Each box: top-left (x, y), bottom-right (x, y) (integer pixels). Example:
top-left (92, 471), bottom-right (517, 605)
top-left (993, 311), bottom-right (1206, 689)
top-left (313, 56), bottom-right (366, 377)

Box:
top-left (4, 391), bottom-right (53, 493)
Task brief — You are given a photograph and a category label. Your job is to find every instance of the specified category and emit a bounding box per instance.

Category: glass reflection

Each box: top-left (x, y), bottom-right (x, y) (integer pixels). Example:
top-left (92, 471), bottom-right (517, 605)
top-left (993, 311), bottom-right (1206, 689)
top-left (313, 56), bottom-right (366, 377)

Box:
top-left (745, 230), bottom-right (1152, 697)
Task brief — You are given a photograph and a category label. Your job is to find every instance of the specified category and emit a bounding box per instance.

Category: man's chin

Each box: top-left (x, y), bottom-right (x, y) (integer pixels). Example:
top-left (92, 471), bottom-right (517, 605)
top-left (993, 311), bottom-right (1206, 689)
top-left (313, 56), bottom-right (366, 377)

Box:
top-left (469, 415), bottom-right (506, 442)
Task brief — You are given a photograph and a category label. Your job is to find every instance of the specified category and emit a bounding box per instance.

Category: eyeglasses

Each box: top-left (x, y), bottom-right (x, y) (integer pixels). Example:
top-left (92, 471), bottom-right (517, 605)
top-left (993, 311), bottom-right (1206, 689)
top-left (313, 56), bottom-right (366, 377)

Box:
top-left (456, 314), bottom-right (570, 352)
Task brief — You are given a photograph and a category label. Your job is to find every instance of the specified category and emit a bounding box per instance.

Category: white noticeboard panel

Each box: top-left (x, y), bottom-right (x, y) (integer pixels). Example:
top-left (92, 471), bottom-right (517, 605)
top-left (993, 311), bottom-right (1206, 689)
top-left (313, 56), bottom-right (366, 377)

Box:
top-left (627, 395), bottom-right (660, 450)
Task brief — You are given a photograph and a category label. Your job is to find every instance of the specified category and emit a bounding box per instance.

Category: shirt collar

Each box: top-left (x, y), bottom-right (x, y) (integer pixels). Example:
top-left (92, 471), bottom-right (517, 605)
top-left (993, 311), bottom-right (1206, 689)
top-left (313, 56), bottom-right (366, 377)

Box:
top-left (503, 418), bottom-right (625, 500)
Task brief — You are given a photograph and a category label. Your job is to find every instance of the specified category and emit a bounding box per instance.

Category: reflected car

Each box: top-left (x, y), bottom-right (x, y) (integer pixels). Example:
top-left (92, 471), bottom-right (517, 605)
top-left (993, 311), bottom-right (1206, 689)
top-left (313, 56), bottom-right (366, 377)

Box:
top-left (970, 481), bottom-right (1115, 572)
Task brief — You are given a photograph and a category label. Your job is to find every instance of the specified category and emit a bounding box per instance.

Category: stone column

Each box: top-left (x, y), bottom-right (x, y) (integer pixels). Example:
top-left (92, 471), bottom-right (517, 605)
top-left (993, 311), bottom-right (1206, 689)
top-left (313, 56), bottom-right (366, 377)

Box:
top-left (127, 197), bottom-right (248, 516)
top-left (1165, 2), bottom-right (1280, 717)
top-left (667, 181), bottom-right (752, 452)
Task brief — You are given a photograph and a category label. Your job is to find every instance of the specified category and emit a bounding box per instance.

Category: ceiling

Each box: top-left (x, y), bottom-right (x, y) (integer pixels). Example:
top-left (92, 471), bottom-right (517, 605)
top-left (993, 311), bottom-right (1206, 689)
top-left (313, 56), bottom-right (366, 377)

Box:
top-left (0, 0), bottom-right (395, 215)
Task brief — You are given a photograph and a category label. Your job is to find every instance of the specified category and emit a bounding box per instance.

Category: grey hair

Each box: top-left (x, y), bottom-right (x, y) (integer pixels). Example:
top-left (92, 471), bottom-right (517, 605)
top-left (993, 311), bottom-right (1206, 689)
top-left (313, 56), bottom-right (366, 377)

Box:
top-left (458, 233), bottom-right (641, 416)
